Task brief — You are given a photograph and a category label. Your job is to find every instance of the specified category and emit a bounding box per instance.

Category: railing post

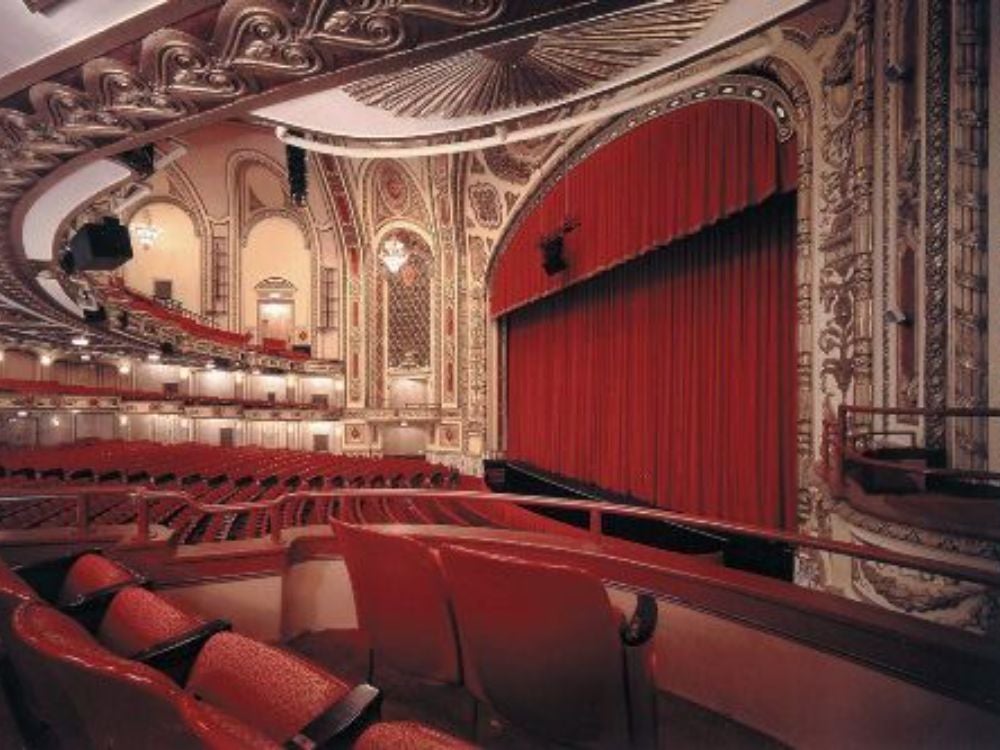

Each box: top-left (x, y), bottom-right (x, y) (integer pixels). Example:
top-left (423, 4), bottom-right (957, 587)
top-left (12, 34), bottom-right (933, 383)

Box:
top-left (134, 488), bottom-right (150, 543)
top-left (589, 508), bottom-right (602, 540)
top-left (836, 404), bottom-right (849, 488)
top-left (270, 503), bottom-right (282, 545)
top-left (76, 493), bottom-right (89, 536)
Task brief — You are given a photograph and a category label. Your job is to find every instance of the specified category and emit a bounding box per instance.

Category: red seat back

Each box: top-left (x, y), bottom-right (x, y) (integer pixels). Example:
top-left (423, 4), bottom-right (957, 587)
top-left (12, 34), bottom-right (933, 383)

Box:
top-left (7, 603), bottom-right (276, 749)
top-left (58, 553), bottom-right (138, 605)
top-left (185, 631), bottom-right (349, 743)
top-left (438, 545), bottom-right (629, 746)
top-left (97, 586), bottom-right (205, 657)
top-left (333, 520), bottom-right (461, 684)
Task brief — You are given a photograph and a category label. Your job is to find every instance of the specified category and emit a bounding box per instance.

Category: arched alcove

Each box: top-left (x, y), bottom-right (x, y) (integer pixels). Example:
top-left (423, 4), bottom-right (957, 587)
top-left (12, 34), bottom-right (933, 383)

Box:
top-left (124, 200), bottom-right (202, 313)
top-left (242, 216), bottom-right (311, 342)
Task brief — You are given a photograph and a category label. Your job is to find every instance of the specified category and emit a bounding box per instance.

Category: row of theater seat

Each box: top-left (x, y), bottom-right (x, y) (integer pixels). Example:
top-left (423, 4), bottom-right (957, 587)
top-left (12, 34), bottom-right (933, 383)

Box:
top-left (105, 279), bottom-right (310, 360)
top-left (0, 550), bottom-right (470, 749)
top-left (0, 442), bottom-right (584, 545)
top-left (332, 521), bottom-right (659, 748)
top-left (0, 377), bottom-right (335, 410)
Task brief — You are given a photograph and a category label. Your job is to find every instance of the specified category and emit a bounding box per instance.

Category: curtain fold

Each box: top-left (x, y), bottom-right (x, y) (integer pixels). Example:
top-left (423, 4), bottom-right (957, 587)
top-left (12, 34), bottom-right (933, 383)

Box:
top-left (490, 100), bottom-right (797, 318)
top-left (504, 194), bottom-right (798, 528)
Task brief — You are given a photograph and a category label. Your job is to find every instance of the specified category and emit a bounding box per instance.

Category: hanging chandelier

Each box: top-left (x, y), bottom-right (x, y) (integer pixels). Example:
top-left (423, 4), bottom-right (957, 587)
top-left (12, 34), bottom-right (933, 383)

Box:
top-left (131, 210), bottom-right (161, 249)
top-left (380, 236), bottom-right (410, 273)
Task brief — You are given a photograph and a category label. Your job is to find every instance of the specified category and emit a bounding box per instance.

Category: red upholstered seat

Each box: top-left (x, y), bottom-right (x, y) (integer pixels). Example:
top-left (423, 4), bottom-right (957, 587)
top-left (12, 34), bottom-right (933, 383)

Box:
top-left (354, 720), bottom-right (475, 750)
top-left (58, 553), bottom-right (139, 605)
top-left (98, 586), bottom-right (206, 657)
top-left (185, 631), bottom-right (351, 743)
top-left (7, 603), bottom-right (277, 749)
top-left (333, 520), bottom-right (461, 684)
top-left (0, 557), bottom-right (39, 623)
top-left (438, 545), bottom-right (633, 747)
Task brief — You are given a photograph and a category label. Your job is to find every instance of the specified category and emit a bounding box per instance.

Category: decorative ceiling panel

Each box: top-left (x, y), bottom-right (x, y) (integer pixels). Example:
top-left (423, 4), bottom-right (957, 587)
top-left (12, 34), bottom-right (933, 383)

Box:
top-left (341, 0), bottom-right (727, 118)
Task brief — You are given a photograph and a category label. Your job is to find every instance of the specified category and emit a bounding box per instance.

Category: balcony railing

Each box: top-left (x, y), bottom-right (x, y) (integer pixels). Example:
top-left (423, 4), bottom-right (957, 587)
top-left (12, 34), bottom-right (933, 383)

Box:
top-left (824, 405), bottom-right (1000, 494)
top-left (1, 487), bottom-right (997, 591)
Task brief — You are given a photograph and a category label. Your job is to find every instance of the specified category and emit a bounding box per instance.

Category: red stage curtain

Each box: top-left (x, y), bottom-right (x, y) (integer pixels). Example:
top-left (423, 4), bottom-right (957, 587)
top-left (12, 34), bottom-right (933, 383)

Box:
top-left (490, 100), bottom-right (797, 317)
top-left (504, 194), bottom-right (797, 528)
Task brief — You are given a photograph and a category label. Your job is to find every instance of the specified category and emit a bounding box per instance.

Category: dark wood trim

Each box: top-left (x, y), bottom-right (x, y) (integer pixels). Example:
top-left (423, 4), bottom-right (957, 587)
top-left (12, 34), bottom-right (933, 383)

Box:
top-left (0, 1), bottom-right (223, 101)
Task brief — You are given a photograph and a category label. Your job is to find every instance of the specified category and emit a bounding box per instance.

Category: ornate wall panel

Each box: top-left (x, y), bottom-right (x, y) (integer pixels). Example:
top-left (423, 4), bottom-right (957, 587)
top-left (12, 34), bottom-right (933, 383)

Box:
top-left (923, 0), bottom-right (951, 447)
top-left (949, 0), bottom-right (990, 468)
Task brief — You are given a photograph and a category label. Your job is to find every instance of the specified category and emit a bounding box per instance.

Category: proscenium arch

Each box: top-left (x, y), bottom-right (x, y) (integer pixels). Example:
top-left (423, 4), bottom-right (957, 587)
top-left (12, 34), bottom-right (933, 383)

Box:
top-left (483, 71), bottom-right (815, 513)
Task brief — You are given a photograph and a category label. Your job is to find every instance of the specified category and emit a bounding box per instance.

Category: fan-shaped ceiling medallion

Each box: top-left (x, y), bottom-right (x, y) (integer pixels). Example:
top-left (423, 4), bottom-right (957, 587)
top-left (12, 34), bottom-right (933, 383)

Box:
top-left (342, 0), bottom-right (728, 119)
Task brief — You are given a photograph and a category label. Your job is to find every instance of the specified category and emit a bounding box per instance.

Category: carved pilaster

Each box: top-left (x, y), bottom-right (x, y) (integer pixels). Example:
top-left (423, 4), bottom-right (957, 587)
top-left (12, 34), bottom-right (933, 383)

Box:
top-left (924, 0), bottom-right (952, 447)
top-left (950, 0), bottom-right (990, 468)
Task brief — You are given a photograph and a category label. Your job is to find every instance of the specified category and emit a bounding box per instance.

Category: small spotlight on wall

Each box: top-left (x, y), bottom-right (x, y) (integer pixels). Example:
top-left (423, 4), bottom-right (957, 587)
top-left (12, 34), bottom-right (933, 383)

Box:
top-left (51, 416), bottom-right (60, 427)
top-left (16, 410), bottom-right (28, 418)
top-left (251, 368), bottom-right (262, 376)
top-left (80, 353), bottom-right (92, 362)
top-left (0, 349), bottom-right (5, 362)
top-left (178, 366), bottom-right (191, 379)
top-left (118, 362), bottom-right (132, 375)
top-left (119, 415), bottom-right (128, 426)
top-left (235, 372), bottom-right (245, 384)
top-left (39, 353), bottom-right (53, 367)
top-left (205, 361), bottom-right (216, 371)
top-left (147, 352), bottom-right (161, 362)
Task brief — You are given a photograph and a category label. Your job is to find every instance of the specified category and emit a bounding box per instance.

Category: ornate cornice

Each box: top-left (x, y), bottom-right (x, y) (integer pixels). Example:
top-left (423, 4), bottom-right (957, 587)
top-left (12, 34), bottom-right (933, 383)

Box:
top-left (342, 0), bottom-right (727, 118)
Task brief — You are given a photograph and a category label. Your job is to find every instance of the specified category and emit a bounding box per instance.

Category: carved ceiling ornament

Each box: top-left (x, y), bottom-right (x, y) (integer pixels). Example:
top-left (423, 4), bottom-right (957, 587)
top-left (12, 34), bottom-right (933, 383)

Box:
top-left (342, 0), bottom-right (727, 118)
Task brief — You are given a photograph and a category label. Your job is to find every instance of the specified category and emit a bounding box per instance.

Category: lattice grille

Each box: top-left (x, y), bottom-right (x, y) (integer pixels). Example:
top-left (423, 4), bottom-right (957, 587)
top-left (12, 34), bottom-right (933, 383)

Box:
top-left (387, 251), bottom-right (430, 369)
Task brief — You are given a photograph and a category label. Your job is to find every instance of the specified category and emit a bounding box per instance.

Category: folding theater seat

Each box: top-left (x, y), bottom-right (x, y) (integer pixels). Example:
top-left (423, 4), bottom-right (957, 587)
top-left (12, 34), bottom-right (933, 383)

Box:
top-left (438, 545), bottom-right (659, 749)
top-left (12, 550), bottom-right (146, 631)
top-left (7, 602), bottom-right (278, 749)
top-left (333, 520), bottom-right (461, 687)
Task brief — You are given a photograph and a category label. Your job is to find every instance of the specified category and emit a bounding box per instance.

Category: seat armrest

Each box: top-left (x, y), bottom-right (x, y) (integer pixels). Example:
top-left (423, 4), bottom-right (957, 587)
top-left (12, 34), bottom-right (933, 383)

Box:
top-left (620, 593), bottom-right (658, 647)
top-left (284, 683), bottom-right (382, 750)
top-left (134, 619), bottom-right (232, 686)
top-left (60, 579), bottom-right (148, 631)
top-left (13, 548), bottom-right (103, 602)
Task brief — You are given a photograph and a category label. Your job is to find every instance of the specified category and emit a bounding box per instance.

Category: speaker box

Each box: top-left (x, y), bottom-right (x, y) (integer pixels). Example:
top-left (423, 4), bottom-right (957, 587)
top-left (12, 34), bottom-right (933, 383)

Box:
top-left (540, 235), bottom-right (568, 275)
top-left (68, 217), bottom-right (133, 271)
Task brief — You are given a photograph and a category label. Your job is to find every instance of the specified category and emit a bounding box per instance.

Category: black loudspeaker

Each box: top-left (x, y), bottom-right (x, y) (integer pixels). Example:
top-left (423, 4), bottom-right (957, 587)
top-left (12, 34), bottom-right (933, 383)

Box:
top-left (540, 234), bottom-right (568, 276)
top-left (67, 217), bottom-right (133, 272)
top-left (159, 341), bottom-right (175, 356)
top-left (83, 306), bottom-right (107, 324)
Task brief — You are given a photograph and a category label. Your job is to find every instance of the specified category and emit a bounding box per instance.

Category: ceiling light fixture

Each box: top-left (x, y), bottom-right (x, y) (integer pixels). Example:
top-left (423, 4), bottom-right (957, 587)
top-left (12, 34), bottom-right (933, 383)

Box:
top-left (380, 236), bottom-right (409, 274)
top-left (71, 335), bottom-right (89, 347)
top-left (131, 209), bottom-right (161, 250)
